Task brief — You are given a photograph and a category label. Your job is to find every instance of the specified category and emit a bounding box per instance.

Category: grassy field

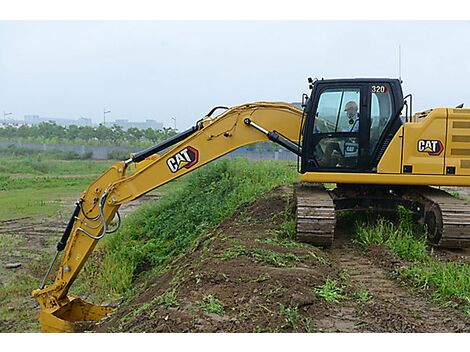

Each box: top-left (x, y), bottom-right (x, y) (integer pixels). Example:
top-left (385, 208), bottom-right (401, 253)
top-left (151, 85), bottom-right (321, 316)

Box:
top-left (0, 152), bottom-right (111, 220)
top-left (0, 153), bottom-right (111, 331)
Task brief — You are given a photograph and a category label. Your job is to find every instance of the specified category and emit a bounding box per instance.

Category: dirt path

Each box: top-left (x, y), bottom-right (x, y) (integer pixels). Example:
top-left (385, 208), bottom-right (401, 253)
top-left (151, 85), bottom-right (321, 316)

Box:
top-left (97, 187), bottom-right (470, 333)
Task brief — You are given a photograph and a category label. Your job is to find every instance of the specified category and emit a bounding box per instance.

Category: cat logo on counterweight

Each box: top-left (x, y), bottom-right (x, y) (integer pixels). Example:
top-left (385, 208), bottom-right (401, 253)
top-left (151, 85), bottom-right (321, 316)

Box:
top-left (417, 140), bottom-right (444, 156)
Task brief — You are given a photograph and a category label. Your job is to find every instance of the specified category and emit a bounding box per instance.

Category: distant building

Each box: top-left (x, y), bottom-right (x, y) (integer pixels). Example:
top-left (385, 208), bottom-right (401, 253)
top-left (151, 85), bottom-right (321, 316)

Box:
top-left (77, 117), bottom-right (92, 126)
top-left (21, 114), bottom-right (163, 130)
top-left (24, 114), bottom-right (41, 125)
top-left (110, 119), bottom-right (163, 131)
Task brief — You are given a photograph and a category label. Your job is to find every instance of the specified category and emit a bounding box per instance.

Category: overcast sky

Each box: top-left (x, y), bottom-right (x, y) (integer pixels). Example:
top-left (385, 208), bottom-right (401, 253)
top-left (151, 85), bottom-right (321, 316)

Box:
top-left (0, 21), bottom-right (469, 129)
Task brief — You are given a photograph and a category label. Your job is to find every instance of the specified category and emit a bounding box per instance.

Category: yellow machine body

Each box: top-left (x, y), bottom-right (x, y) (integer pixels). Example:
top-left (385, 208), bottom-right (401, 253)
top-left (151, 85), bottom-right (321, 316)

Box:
top-left (302, 108), bottom-right (470, 186)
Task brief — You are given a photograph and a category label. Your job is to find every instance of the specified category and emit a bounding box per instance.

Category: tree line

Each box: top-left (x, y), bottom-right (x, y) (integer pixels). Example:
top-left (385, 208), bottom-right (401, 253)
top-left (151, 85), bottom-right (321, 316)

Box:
top-left (0, 121), bottom-right (178, 146)
top-left (0, 121), bottom-right (288, 151)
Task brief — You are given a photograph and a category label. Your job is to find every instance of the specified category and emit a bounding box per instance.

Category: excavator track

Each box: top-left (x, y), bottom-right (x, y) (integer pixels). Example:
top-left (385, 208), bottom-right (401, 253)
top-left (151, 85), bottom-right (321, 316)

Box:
top-left (420, 187), bottom-right (470, 248)
top-left (294, 183), bottom-right (470, 249)
top-left (295, 183), bottom-right (336, 247)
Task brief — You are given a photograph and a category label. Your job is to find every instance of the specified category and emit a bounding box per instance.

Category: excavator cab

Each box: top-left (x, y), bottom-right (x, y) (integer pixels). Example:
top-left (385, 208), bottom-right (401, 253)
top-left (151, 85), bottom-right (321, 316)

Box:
top-left (301, 78), bottom-right (404, 173)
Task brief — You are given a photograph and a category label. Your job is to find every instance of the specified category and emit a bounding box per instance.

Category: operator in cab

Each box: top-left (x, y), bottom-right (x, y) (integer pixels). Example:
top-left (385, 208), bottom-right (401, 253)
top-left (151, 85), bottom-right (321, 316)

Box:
top-left (344, 100), bottom-right (359, 132)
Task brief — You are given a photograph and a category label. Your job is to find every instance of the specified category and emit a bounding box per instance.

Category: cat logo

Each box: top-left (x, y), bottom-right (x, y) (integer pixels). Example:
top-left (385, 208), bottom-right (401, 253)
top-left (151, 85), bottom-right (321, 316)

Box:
top-left (417, 140), bottom-right (444, 156)
top-left (166, 146), bottom-right (199, 173)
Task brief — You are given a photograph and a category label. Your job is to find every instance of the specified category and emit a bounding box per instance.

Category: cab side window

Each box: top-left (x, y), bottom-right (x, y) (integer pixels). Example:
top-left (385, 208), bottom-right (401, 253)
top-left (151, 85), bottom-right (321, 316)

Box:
top-left (370, 84), bottom-right (393, 152)
top-left (314, 88), bottom-right (360, 133)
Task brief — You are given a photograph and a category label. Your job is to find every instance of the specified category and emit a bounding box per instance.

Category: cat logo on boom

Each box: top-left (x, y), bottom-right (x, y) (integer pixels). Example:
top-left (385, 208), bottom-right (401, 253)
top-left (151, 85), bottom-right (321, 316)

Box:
top-left (417, 140), bottom-right (444, 156)
top-left (166, 146), bottom-right (199, 173)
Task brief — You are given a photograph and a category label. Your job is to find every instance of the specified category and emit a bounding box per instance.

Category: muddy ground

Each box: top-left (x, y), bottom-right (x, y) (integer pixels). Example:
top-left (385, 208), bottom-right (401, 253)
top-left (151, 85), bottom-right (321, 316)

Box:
top-left (96, 187), bottom-right (470, 333)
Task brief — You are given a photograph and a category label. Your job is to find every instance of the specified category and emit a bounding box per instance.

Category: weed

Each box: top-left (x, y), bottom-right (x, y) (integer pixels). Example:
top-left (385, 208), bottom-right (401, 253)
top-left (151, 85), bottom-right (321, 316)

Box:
top-left (254, 273), bottom-right (271, 283)
top-left (198, 294), bottom-right (224, 314)
top-left (222, 246), bottom-right (245, 260)
top-left (257, 237), bottom-right (304, 249)
top-left (157, 289), bottom-right (179, 308)
top-left (314, 279), bottom-right (346, 304)
top-left (223, 246), bottom-right (301, 267)
top-left (309, 251), bottom-right (327, 265)
top-left (270, 219), bottom-right (296, 240)
top-left (300, 316), bottom-right (314, 333)
top-left (338, 269), bottom-right (350, 281)
top-left (401, 261), bottom-right (470, 307)
top-left (265, 283), bottom-right (288, 302)
top-left (279, 304), bottom-right (299, 331)
top-left (355, 287), bottom-right (371, 302)
top-left (353, 209), bottom-right (429, 262)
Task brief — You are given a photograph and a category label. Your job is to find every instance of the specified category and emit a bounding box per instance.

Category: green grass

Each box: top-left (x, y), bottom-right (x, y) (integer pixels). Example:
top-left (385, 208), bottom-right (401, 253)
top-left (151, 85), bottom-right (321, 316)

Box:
top-left (353, 206), bottom-right (470, 314)
top-left (198, 294), bottom-right (224, 314)
top-left (223, 245), bottom-right (302, 267)
top-left (0, 154), bottom-right (117, 331)
top-left (0, 154), bottom-right (109, 220)
top-left (279, 303), bottom-right (299, 331)
top-left (353, 206), bottom-right (429, 262)
top-left (309, 251), bottom-right (327, 264)
top-left (401, 262), bottom-right (470, 311)
top-left (0, 154), bottom-right (109, 176)
top-left (256, 237), bottom-right (303, 249)
top-left (0, 181), bottom-right (93, 220)
top-left (78, 159), bottom-right (297, 299)
top-left (313, 279), bottom-right (346, 303)
top-left (355, 287), bottom-right (372, 302)
top-left (253, 273), bottom-right (271, 282)
top-left (0, 273), bottom-right (40, 332)
top-left (157, 289), bottom-right (179, 308)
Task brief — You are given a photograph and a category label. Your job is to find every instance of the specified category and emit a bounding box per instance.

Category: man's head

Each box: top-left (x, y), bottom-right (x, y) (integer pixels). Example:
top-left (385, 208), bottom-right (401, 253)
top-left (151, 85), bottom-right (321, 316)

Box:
top-left (344, 101), bottom-right (358, 119)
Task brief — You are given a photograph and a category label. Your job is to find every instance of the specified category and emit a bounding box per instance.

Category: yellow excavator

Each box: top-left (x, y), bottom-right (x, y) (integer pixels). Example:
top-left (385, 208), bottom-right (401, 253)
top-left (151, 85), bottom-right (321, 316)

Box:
top-left (32, 77), bottom-right (470, 332)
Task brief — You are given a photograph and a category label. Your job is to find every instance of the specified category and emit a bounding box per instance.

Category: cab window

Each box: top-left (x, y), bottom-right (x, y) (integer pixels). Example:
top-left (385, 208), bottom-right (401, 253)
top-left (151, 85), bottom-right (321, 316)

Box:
top-left (314, 88), bottom-right (361, 133)
top-left (370, 84), bottom-right (393, 151)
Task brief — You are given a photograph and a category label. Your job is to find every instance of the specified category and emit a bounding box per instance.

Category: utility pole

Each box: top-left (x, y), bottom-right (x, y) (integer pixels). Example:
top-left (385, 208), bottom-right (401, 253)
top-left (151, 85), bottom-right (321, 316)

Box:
top-left (103, 109), bottom-right (111, 126)
top-left (3, 111), bottom-right (12, 125)
top-left (398, 44), bottom-right (402, 82)
top-left (171, 116), bottom-right (176, 130)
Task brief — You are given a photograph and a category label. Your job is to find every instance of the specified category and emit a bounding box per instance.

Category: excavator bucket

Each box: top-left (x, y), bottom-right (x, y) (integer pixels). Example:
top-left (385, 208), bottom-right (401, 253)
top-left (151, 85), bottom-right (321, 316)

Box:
top-left (38, 296), bottom-right (113, 333)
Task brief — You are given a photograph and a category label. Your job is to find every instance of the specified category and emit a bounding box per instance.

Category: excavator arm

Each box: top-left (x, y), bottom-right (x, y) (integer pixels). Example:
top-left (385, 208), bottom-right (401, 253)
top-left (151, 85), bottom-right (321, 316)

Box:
top-left (32, 102), bottom-right (304, 332)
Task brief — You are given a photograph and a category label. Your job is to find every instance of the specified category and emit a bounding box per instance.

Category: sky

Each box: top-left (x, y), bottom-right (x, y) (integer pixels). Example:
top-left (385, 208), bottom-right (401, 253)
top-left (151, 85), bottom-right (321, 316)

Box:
top-left (0, 21), bottom-right (469, 129)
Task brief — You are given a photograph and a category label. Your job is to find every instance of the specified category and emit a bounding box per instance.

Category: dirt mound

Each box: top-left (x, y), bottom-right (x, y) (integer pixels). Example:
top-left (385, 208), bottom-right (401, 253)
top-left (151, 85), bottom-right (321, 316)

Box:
top-left (96, 187), bottom-right (470, 333)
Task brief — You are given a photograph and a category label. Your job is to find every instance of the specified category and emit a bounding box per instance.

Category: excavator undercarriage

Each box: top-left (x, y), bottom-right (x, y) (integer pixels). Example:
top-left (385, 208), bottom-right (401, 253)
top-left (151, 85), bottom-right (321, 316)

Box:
top-left (295, 183), bottom-right (470, 248)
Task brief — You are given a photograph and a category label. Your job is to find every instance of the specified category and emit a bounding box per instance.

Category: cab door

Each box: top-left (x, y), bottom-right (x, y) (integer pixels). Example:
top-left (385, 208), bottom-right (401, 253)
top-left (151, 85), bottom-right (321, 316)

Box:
top-left (303, 84), bottom-right (367, 172)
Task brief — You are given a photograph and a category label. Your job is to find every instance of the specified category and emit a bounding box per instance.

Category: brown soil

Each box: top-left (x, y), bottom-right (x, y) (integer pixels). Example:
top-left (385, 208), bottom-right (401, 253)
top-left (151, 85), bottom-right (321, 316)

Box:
top-left (96, 187), bottom-right (470, 333)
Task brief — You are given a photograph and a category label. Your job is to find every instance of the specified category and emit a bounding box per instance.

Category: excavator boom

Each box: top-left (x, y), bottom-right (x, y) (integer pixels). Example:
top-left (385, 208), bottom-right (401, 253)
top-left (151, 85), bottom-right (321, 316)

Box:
top-left (32, 102), bottom-right (304, 332)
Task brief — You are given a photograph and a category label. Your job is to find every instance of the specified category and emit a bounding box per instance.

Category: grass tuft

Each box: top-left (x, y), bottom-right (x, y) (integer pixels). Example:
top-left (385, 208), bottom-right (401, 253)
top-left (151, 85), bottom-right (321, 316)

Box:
top-left (353, 206), bottom-right (429, 262)
top-left (198, 294), bottom-right (224, 314)
top-left (157, 289), bottom-right (179, 308)
top-left (313, 279), bottom-right (346, 303)
top-left (279, 304), bottom-right (299, 331)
